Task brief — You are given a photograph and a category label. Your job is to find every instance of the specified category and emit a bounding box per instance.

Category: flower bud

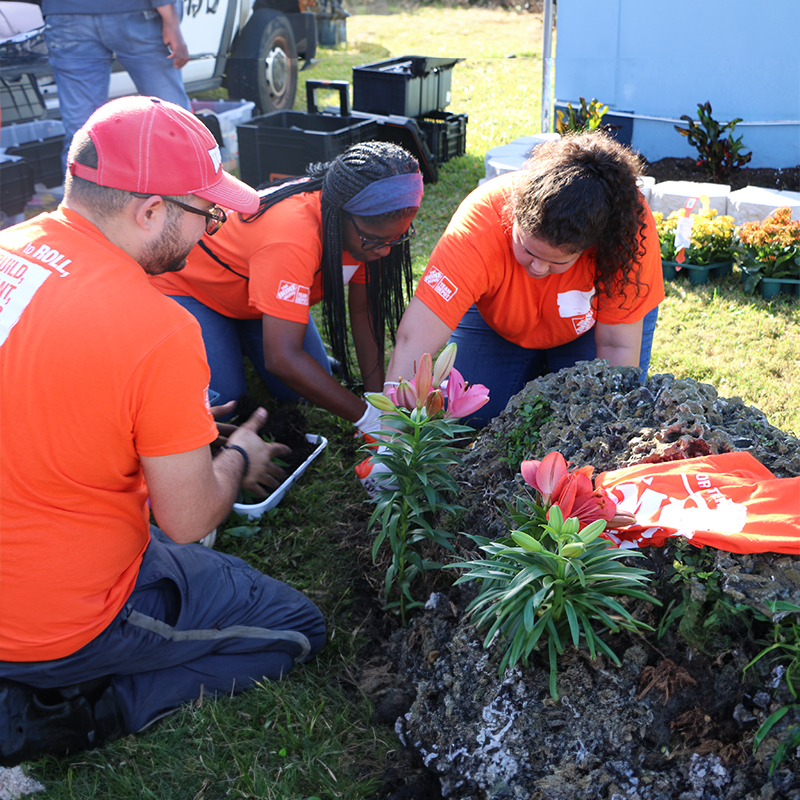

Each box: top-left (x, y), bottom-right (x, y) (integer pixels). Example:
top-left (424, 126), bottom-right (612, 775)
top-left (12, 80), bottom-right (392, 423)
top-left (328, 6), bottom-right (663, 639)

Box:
top-left (432, 343), bottom-right (457, 387)
top-left (424, 388), bottom-right (445, 416)
top-left (365, 392), bottom-right (397, 413)
top-left (560, 542), bottom-right (585, 559)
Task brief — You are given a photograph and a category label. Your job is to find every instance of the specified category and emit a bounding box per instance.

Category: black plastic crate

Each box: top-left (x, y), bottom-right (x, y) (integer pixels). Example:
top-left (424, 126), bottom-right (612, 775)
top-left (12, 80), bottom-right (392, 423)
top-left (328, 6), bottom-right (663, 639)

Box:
top-left (0, 73), bottom-right (47, 124)
top-left (237, 80), bottom-right (378, 187)
top-left (0, 158), bottom-right (35, 216)
top-left (352, 56), bottom-right (461, 118)
top-left (417, 111), bottom-right (467, 165)
top-left (7, 136), bottom-right (65, 188)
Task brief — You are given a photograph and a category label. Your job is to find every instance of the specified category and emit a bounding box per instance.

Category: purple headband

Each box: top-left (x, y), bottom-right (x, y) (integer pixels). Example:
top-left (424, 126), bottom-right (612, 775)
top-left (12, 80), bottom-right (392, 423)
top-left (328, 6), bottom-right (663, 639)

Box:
top-left (341, 172), bottom-right (424, 216)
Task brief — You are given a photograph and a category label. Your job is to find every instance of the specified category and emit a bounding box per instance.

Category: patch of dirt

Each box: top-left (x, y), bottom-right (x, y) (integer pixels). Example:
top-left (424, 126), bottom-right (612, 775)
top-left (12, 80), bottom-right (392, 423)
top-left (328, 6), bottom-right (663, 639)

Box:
top-left (232, 397), bottom-right (317, 471)
top-left (644, 157), bottom-right (800, 192)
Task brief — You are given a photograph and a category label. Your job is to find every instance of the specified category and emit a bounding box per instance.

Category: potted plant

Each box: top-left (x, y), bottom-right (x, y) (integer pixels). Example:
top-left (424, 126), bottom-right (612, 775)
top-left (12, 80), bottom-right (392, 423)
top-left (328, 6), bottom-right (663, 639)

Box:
top-left (734, 206), bottom-right (800, 298)
top-left (654, 208), bottom-right (736, 284)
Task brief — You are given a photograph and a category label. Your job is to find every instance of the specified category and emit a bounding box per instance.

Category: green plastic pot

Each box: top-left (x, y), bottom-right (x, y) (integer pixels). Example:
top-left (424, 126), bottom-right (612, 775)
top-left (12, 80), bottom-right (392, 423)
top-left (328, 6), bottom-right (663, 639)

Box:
top-left (759, 276), bottom-right (800, 299)
top-left (662, 260), bottom-right (733, 285)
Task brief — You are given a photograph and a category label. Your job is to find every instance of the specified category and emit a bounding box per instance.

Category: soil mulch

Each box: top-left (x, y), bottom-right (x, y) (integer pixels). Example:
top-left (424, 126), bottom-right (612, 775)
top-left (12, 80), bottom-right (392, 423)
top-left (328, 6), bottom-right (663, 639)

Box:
top-left (644, 156), bottom-right (800, 192)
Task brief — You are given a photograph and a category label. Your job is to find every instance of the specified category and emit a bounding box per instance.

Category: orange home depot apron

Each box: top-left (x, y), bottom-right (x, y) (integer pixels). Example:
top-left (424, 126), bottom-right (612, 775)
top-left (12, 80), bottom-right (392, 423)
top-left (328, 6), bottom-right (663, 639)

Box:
top-left (596, 452), bottom-right (800, 554)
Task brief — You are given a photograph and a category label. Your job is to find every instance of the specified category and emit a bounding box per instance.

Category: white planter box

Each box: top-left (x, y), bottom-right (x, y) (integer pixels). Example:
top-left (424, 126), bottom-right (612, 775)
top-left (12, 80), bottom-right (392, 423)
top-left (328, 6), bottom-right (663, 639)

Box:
top-left (231, 434), bottom-right (328, 521)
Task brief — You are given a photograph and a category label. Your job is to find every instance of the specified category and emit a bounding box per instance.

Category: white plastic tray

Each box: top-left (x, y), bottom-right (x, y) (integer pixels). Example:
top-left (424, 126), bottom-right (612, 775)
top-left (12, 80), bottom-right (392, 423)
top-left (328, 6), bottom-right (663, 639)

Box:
top-left (231, 433), bottom-right (327, 520)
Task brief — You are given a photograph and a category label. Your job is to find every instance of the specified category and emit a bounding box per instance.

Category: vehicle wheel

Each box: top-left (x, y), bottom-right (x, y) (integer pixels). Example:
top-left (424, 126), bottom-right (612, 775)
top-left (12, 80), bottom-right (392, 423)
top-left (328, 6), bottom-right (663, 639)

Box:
top-left (226, 9), bottom-right (298, 115)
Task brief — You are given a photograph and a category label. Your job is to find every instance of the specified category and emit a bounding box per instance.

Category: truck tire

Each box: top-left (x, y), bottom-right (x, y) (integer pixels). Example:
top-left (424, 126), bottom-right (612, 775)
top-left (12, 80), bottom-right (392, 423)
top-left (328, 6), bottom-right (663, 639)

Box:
top-left (226, 8), bottom-right (298, 115)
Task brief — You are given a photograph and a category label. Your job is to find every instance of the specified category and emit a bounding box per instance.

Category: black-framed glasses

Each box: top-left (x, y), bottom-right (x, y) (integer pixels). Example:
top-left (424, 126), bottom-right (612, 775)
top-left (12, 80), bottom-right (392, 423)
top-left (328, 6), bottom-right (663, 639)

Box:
top-left (346, 212), bottom-right (416, 251)
top-left (131, 193), bottom-right (227, 235)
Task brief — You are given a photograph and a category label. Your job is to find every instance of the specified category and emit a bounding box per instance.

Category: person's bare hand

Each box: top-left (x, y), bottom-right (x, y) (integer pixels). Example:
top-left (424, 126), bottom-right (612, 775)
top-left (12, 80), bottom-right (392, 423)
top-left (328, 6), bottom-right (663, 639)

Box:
top-left (162, 21), bottom-right (189, 68)
top-left (226, 408), bottom-right (291, 496)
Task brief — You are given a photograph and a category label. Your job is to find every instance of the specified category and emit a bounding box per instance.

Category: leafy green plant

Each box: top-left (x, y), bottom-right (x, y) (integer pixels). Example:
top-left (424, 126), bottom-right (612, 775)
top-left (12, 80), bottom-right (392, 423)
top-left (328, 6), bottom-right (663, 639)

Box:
top-left (556, 97), bottom-right (610, 134)
top-left (654, 208), bottom-right (736, 265)
top-left (450, 452), bottom-right (657, 699)
top-left (746, 601), bottom-right (800, 775)
top-left (498, 396), bottom-right (552, 466)
top-left (734, 206), bottom-right (800, 292)
top-left (674, 101), bottom-right (752, 182)
top-left (363, 345), bottom-right (488, 624)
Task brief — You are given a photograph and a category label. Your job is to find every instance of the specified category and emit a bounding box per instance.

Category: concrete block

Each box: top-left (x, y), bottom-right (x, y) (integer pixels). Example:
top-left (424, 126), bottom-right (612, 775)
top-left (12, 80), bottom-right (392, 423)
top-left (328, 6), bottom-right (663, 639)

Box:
top-left (638, 175), bottom-right (655, 206)
top-left (482, 133), bottom-right (560, 183)
top-left (725, 186), bottom-right (800, 225)
top-left (649, 180), bottom-right (730, 217)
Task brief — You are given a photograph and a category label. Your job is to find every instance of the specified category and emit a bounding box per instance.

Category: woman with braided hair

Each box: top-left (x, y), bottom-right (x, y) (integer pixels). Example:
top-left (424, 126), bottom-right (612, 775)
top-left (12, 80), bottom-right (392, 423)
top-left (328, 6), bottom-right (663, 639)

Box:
top-left (150, 141), bottom-right (422, 436)
top-left (385, 130), bottom-right (664, 427)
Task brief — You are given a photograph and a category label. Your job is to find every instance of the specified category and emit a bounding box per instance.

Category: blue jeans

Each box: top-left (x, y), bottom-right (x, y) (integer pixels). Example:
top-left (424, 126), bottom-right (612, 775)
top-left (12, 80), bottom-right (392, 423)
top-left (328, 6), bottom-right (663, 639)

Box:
top-left (45, 9), bottom-right (191, 171)
top-left (449, 305), bottom-right (659, 427)
top-left (0, 528), bottom-right (326, 733)
top-left (170, 296), bottom-right (332, 408)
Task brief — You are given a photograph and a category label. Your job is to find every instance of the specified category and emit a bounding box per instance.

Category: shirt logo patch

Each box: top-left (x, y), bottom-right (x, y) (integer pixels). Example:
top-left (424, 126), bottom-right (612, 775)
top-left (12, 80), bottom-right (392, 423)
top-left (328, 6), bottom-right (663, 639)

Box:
top-left (277, 280), bottom-right (310, 305)
top-left (424, 267), bottom-right (458, 302)
top-left (557, 289), bottom-right (595, 336)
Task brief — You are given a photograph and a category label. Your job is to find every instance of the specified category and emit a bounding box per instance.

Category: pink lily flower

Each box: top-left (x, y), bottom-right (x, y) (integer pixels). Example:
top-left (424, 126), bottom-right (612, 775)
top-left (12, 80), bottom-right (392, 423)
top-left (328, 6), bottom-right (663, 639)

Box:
top-left (444, 367), bottom-right (490, 420)
top-left (521, 451), bottom-right (569, 506)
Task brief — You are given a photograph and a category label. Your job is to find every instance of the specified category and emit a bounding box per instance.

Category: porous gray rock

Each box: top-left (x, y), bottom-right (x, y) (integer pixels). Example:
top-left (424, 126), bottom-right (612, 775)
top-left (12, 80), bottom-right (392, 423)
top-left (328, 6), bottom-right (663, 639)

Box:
top-left (383, 361), bottom-right (800, 800)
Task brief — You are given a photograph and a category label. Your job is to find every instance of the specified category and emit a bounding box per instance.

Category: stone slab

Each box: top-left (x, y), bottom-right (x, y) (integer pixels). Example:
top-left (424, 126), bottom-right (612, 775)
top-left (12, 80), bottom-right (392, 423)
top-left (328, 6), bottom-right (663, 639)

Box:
top-left (648, 180), bottom-right (730, 217)
top-left (725, 186), bottom-right (800, 224)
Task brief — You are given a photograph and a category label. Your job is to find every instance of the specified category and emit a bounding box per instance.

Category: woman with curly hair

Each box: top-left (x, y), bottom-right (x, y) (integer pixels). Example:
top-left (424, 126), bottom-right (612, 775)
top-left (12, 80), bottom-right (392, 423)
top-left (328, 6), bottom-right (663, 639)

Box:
top-left (150, 141), bottom-right (422, 435)
top-left (385, 131), bottom-right (663, 427)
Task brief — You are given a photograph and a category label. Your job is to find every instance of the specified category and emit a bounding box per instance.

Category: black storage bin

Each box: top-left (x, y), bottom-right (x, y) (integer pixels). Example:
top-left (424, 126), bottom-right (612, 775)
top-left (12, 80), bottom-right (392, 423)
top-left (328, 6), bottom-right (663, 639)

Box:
top-left (237, 80), bottom-right (379, 187)
top-left (352, 56), bottom-right (461, 118)
top-left (7, 136), bottom-right (65, 188)
top-left (417, 111), bottom-right (467, 165)
top-left (0, 158), bottom-right (35, 216)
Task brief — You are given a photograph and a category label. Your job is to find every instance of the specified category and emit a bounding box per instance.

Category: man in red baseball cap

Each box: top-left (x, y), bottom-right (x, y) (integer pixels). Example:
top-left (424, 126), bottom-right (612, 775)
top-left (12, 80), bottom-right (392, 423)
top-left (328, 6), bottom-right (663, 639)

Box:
top-left (0, 97), bottom-right (326, 766)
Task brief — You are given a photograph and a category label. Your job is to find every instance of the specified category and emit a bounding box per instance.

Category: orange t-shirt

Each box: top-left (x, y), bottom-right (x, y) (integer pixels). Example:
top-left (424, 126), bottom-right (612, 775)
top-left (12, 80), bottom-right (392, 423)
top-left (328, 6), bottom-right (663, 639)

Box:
top-left (414, 172), bottom-right (664, 349)
top-left (0, 208), bottom-right (218, 662)
top-left (149, 190), bottom-right (364, 322)
top-left (597, 453), bottom-right (800, 554)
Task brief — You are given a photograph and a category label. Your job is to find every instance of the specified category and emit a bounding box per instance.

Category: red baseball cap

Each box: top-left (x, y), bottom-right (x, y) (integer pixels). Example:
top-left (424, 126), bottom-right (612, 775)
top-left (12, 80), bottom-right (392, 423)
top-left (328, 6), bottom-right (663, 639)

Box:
top-left (68, 96), bottom-right (259, 214)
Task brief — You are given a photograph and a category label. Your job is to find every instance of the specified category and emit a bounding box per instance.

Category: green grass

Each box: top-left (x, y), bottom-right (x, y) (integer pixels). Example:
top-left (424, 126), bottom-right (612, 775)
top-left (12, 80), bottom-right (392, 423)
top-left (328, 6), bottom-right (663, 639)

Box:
top-left (20, 6), bottom-right (799, 798)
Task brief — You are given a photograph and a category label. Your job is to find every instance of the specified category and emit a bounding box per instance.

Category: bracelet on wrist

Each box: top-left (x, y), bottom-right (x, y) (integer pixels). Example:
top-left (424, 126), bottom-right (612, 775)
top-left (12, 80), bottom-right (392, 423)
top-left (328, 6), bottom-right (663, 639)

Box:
top-left (220, 444), bottom-right (250, 478)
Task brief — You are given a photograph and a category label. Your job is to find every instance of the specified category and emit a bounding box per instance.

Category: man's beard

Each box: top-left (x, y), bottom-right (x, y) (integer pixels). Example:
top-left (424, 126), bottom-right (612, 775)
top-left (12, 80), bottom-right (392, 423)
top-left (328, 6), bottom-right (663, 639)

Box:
top-left (140, 214), bottom-right (195, 275)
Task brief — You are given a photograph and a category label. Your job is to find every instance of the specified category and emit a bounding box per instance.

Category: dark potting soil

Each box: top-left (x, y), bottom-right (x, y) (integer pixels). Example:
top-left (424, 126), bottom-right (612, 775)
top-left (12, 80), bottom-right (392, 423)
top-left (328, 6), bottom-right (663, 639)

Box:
top-left (231, 396), bottom-right (317, 473)
top-left (644, 156), bottom-right (800, 192)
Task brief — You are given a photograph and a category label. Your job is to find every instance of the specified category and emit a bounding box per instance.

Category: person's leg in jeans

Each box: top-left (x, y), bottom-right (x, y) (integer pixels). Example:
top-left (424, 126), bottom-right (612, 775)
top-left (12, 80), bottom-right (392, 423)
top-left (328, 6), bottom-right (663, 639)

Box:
top-left (0, 528), bottom-right (326, 735)
top-left (241, 315), bottom-right (332, 404)
top-left (449, 306), bottom-right (546, 428)
top-left (103, 10), bottom-right (190, 110)
top-left (638, 306), bottom-right (659, 382)
top-left (168, 296), bottom-right (250, 405)
top-left (44, 13), bottom-right (114, 171)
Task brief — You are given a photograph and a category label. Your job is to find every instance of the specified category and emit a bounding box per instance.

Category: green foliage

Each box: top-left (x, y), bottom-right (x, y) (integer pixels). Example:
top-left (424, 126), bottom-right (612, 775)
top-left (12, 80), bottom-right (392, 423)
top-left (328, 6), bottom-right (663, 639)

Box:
top-left (747, 601), bottom-right (800, 775)
top-left (451, 497), bottom-right (658, 700)
top-left (367, 408), bottom-right (474, 625)
top-left (556, 97), bottom-right (609, 134)
top-left (674, 101), bottom-right (752, 182)
top-left (662, 542), bottom-right (767, 653)
top-left (497, 396), bottom-right (552, 466)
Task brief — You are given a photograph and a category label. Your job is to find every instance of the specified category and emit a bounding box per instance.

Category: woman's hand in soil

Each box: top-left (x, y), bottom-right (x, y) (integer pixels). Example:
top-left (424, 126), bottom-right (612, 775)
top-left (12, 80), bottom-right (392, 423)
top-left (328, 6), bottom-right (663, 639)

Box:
top-left (226, 408), bottom-right (291, 495)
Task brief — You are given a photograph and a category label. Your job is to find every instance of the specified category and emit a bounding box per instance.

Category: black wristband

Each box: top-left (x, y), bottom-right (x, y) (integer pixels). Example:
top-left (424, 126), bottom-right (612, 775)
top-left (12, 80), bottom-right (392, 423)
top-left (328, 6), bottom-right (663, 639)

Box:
top-left (220, 444), bottom-right (250, 479)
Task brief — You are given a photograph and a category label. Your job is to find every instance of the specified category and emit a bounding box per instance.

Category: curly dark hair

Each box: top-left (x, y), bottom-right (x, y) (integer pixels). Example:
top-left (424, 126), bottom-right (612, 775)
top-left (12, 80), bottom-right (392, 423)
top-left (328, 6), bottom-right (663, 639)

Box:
top-left (240, 141), bottom-right (419, 385)
top-left (510, 131), bottom-right (649, 304)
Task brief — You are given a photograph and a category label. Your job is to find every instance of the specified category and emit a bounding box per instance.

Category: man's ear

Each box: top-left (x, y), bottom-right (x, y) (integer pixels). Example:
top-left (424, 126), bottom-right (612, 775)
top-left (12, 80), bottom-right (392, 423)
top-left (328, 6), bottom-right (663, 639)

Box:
top-left (131, 194), bottom-right (166, 233)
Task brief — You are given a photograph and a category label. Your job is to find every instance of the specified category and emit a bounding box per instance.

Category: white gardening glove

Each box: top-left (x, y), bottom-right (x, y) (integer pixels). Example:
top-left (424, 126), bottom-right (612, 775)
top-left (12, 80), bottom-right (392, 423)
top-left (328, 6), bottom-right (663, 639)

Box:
top-left (355, 401), bottom-right (384, 446)
top-left (355, 446), bottom-right (398, 498)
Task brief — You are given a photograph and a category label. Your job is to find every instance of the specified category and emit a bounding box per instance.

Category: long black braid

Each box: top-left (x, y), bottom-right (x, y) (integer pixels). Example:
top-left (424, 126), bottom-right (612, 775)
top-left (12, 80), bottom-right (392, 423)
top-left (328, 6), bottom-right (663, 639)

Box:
top-left (240, 141), bottom-right (419, 386)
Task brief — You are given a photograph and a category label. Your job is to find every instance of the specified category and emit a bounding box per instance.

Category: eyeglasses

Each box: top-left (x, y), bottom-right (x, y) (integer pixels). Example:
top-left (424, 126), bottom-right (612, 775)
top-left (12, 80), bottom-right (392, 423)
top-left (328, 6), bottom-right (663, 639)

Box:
top-left (346, 212), bottom-right (416, 252)
top-left (131, 193), bottom-right (227, 235)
